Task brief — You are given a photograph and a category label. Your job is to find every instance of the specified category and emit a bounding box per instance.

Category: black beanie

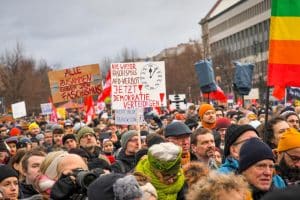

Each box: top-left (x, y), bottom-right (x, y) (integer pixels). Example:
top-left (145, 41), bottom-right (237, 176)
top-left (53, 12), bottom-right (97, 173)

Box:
top-left (62, 134), bottom-right (76, 145)
top-left (239, 138), bottom-right (274, 173)
top-left (224, 124), bottom-right (259, 157)
top-left (88, 173), bottom-right (124, 200)
top-left (0, 165), bottom-right (18, 182)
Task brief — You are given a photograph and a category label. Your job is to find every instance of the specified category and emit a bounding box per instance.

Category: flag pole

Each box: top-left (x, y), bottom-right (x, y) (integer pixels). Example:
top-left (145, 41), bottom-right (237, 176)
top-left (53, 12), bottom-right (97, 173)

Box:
top-left (263, 87), bottom-right (270, 143)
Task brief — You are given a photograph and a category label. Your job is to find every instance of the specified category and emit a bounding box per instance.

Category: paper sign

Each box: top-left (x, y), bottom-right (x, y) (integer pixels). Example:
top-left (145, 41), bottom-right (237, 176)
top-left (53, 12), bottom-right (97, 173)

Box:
top-left (48, 64), bottom-right (102, 103)
top-left (115, 109), bottom-right (145, 125)
top-left (111, 61), bottom-right (166, 110)
top-left (12, 101), bottom-right (27, 119)
top-left (40, 103), bottom-right (52, 115)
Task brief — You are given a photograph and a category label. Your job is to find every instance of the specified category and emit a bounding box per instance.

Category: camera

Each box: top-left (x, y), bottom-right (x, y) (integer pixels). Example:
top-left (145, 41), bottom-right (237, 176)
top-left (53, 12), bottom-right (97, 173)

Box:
top-left (72, 168), bottom-right (98, 190)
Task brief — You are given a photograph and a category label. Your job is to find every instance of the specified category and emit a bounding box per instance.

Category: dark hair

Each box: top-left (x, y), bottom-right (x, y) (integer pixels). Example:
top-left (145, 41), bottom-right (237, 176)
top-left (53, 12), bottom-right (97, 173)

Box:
top-left (8, 149), bottom-right (27, 171)
top-left (265, 117), bottom-right (286, 147)
top-left (21, 149), bottom-right (46, 173)
top-left (191, 128), bottom-right (212, 145)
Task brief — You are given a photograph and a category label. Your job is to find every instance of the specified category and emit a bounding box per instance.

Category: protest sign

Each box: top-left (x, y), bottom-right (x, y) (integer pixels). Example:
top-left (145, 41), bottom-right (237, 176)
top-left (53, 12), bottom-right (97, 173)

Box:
top-left (12, 101), bottom-right (27, 119)
top-left (111, 61), bottom-right (166, 110)
top-left (48, 64), bottom-right (102, 103)
top-left (40, 103), bottom-right (52, 115)
top-left (115, 109), bottom-right (145, 125)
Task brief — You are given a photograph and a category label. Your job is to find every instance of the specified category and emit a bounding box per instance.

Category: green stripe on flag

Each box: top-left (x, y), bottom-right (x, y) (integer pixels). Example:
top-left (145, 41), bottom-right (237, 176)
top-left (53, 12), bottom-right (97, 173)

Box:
top-left (272, 0), bottom-right (300, 16)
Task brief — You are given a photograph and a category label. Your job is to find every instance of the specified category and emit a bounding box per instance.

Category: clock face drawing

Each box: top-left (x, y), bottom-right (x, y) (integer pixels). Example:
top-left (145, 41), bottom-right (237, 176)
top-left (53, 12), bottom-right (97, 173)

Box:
top-left (140, 63), bottom-right (163, 90)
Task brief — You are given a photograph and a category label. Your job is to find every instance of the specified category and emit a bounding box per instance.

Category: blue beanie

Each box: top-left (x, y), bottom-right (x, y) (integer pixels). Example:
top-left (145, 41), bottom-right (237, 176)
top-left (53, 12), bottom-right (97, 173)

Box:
top-left (239, 138), bottom-right (274, 173)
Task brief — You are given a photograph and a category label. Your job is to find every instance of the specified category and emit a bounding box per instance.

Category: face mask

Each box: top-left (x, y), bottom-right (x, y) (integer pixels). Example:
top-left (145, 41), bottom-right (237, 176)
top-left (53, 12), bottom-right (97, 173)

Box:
top-left (279, 156), bottom-right (300, 184)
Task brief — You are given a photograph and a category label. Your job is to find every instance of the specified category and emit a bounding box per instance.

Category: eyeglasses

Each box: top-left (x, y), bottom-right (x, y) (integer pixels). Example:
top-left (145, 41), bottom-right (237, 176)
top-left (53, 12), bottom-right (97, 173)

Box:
top-left (287, 119), bottom-right (299, 123)
top-left (285, 151), bottom-right (300, 164)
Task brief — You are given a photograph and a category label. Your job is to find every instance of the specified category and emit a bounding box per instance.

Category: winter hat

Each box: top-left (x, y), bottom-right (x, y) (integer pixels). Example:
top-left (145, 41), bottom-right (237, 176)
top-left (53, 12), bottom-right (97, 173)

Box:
top-left (88, 173), bottom-right (125, 200)
top-left (215, 117), bottom-right (231, 130)
top-left (64, 119), bottom-right (73, 127)
top-left (224, 124), bottom-right (259, 157)
top-left (140, 182), bottom-right (158, 199)
top-left (9, 127), bottom-right (21, 137)
top-left (68, 148), bottom-right (89, 160)
top-left (17, 137), bottom-right (31, 149)
top-left (0, 165), bottom-right (18, 182)
top-left (0, 142), bottom-right (9, 153)
top-left (239, 138), bottom-right (274, 173)
top-left (277, 128), bottom-right (300, 152)
top-left (52, 124), bottom-right (64, 134)
top-left (62, 134), bottom-right (76, 145)
top-left (113, 175), bottom-right (143, 200)
top-left (146, 133), bottom-right (165, 147)
top-left (28, 122), bottom-right (39, 131)
top-left (120, 130), bottom-right (138, 149)
top-left (5, 136), bottom-right (18, 144)
top-left (148, 142), bottom-right (182, 173)
top-left (175, 113), bottom-right (185, 120)
top-left (164, 121), bottom-right (192, 137)
top-left (76, 126), bottom-right (96, 142)
top-left (36, 133), bottom-right (45, 142)
top-left (261, 185), bottom-right (300, 200)
top-left (198, 103), bottom-right (215, 119)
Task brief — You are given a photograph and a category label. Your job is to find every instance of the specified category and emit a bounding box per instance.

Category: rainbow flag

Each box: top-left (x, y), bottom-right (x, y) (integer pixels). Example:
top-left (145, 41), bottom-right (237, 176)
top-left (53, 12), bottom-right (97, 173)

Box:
top-left (268, 0), bottom-right (300, 99)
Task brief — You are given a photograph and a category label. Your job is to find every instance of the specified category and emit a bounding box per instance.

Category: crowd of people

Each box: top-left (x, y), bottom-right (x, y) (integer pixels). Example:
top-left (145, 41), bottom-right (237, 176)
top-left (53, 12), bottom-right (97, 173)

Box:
top-left (0, 102), bottom-right (300, 200)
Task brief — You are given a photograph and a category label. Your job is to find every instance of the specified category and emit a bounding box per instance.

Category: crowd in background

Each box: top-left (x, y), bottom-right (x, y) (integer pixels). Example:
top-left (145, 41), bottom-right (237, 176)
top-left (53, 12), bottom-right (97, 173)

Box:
top-left (0, 102), bottom-right (300, 200)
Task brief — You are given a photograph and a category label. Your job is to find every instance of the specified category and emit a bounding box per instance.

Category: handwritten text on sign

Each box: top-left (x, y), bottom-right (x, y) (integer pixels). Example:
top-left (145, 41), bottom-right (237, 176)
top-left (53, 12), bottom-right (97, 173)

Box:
top-left (48, 64), bottom-right (102, 103)
top-left (111, 62), bottom-right (166, 110)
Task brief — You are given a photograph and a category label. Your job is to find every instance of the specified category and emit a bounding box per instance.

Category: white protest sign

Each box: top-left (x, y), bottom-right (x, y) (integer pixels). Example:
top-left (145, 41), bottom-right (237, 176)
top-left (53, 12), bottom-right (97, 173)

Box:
top-left (40, 103), bottom-right (52, 115)
top-left (169, 94), bottom-right (187, 110)
top-left (111, 61), bottom-right (166, 110)
top-left (12, 101), bottom-right (27, 119)
top-left (115, 109), bottom-right (145, 125)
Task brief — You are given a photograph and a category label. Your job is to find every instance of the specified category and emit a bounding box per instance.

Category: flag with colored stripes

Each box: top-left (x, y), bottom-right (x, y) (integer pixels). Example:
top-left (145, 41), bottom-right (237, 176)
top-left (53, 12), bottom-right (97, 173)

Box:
top-left (268, 0), bottom-right (300, 99)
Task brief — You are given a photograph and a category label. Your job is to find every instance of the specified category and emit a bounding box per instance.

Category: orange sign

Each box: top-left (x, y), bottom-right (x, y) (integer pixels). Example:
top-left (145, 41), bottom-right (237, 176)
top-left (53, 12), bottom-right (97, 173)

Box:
top-left (48, 64), bottom-right (102, 103)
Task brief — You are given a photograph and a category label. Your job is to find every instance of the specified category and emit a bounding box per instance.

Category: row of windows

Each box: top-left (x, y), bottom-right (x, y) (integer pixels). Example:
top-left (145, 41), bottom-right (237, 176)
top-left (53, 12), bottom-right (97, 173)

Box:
top-left (211, 20), bottom-right (270, 60)
top-left (210, 0), bottom-right (271, 36)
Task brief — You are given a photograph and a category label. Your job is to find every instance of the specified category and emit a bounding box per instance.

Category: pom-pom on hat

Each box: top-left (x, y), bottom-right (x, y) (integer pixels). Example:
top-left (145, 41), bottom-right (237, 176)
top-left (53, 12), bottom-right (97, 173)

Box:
top-left (239, 138), bottom-right (274, 173)
top-left (198, 103), bottom-right (215, 119)
top-left (277, 128), bottom-right (300, 152)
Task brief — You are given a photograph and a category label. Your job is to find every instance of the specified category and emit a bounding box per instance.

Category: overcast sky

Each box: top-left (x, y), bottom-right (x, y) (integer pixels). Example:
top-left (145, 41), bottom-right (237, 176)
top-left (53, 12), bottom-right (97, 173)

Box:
top-left (0, 0), bottom-right (216, 68)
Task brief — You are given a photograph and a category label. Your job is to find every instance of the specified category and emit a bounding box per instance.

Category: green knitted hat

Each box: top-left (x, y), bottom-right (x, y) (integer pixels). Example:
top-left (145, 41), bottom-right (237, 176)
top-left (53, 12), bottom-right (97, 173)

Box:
top-left (77, 126), bottom-right (96, 142)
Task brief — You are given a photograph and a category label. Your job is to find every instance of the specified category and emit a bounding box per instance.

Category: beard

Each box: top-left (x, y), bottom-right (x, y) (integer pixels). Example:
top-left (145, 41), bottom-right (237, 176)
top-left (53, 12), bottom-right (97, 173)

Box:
top-left (278, 157), bottom-right (300, 185)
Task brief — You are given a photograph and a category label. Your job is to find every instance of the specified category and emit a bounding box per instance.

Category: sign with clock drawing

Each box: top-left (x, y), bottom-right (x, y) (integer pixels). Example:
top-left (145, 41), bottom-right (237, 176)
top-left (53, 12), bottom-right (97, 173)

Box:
top-left (111, 61), bottom-right (166, 110)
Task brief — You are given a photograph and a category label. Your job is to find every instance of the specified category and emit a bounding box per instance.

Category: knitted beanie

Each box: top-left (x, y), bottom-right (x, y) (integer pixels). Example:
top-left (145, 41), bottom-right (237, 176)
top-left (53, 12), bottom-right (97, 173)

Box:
top-left (62, 134), bottom-right (76, 145)
top-left (28, 122), bottom-right (39, 131)
top-left (148, 142), bottom-right (182, 173)
top-left (0, 165), bottom-right (18, 182)
top-left (88, 173), bottom-right (125, 200)
top-left (224, 124), bottom-right (259, 157)
top-left (239, 138), bottom-right (274, 173)
top-left (198, 103), bottom-right (215, 119)
top-left (113, 175), bottom-right (143, 200)
top-left (215, 117), bottom-right (231, 130)
top-left (76, 126), bottom-right (96, 142)
top-left (10, 127), bottom-right (21, 137)
top-left (120, 130), bottom-right (138, 149)
top-left (277, 128), bottom-right (300, 152)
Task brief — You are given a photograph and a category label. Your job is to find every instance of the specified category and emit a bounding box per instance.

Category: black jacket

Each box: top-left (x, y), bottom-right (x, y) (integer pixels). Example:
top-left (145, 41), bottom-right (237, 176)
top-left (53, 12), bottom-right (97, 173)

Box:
top-left (111, 149), bottom-right (136, 174)
top-left (20, 181), bottom-right (39, 198)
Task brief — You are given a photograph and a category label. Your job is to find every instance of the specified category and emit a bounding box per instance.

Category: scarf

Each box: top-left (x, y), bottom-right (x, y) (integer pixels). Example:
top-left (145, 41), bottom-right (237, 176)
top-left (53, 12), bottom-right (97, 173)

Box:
top-left (181, 152), bottom-right (190, 166)
top-left (135, 158), bottom-right (185, 200)
top-left (201, 121), bottom-right (216, 130)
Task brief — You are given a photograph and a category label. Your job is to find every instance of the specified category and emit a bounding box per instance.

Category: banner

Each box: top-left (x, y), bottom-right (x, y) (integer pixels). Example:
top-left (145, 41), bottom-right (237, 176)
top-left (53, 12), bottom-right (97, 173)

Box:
top-left (12, 101), bottom-right (27, 119)
top-left (48, 64), bottom-right (102, 103)
top-left (111, 62), bottom-right (166, 110)
top-left (40, 103), bottom-right (52, 115)
top-left (115, 109), bottom-right (145, 125)
top-left (287, 87), bottom-right (300, 100)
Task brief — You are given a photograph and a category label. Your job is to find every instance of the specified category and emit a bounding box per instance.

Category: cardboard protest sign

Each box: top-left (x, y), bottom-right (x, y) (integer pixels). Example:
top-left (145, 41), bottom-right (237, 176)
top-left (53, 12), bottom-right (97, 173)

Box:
top-left (40, 103), bottom-right (52, 115)
top-left (48, 64), bottom-right (102, 103)
top-left (115, 109), bottom-right (145, 125)
top-left (12, 101), bottom-right (27, 119)
top-left (111, 61), bottom-right (166, 110)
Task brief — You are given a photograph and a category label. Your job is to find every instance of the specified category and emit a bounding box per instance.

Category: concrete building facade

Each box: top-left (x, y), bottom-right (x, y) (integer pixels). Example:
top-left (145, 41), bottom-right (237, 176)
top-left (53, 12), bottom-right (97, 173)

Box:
top-left (200, 0), bottom-right (271, 99)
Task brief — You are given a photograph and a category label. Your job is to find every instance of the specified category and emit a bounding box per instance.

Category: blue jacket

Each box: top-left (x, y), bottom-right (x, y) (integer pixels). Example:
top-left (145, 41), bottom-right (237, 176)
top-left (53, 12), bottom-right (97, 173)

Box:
top-left (218, 157), bottom-right (286, 189)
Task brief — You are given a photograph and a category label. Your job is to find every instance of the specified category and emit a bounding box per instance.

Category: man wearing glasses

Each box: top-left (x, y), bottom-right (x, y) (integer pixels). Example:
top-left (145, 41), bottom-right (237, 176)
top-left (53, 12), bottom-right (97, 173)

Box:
top-left (277, 128), bottom-right (300, 185)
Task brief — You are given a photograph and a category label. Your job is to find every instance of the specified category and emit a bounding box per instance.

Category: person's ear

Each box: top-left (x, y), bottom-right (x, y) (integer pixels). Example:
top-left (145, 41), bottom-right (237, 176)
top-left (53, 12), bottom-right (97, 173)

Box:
top-left (230, 145), bottom-right (239, 160)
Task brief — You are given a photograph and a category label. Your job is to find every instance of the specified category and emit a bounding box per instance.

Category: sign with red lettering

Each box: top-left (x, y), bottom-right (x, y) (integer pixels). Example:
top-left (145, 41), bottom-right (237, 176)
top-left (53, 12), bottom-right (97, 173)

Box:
top-left (111, 61), bottom-right (166, 110)
top-left (48, 64), bottom-right (102, 103)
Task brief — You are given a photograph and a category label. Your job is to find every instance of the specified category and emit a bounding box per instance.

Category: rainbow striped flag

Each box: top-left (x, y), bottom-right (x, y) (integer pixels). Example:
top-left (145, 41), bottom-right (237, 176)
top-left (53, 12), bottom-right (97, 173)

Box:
top-left (268, 0), bottom-right (300, 99)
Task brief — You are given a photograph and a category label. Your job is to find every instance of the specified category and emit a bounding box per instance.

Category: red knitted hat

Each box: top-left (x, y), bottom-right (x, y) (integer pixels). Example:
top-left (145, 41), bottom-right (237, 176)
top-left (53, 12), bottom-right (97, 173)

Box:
top-left (215, 117), bottom-right (231, 130)
top-left (10, 127), bottom-right (21, 137)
